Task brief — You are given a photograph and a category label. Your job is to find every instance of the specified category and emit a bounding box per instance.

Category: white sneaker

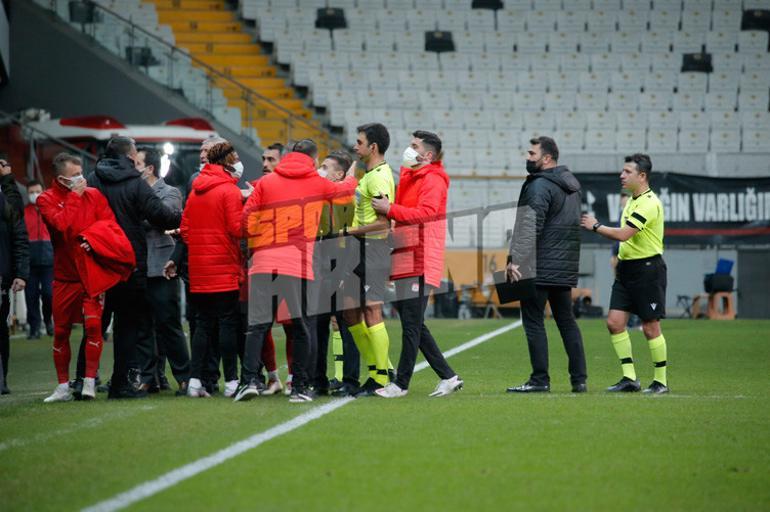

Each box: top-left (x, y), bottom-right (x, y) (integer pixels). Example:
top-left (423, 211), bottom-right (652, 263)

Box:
top-left (187, 378), bottom-right (211, 398)
top-left (262, 378), bottom-right (283, 396)
top-left (283, 375), bottom-right (293, 396)
top-left (223, 380), bottom-right (239, 398)
top-left (82, 377), bottom-right (96, 400)
top-left (429, 375), bottom-right (463, 398)
top-left (44, 383), bottom-right (73, 403)
top-left (375, 383), bottom-right (408, 398)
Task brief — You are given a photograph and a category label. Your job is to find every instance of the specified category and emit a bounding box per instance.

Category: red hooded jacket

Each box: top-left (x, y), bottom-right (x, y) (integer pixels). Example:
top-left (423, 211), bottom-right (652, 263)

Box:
top-left (387, 161), bottom-right (450, 288)
top-left (37, 181), bottom-right (134, 294)
top-left (242, 152), bottom-right (356, 280)
top-left (181, 164), bottom-right (243, 293)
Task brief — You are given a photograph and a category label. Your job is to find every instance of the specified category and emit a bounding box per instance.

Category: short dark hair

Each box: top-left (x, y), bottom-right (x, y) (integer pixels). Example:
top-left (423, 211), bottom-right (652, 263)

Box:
top-left (530, 136), bottom-right (559, 162)
top-left (104, 136), bottom-right (136, 159)
top-left (624, 153), bottom-right (653, 178)
top-left (138, 147), bottom-right (162, 178)
top-left (325, 150), bottom-right (352, 172)
top-left (266, 142), bottom-right (285, 154)
top-left (412, 130), bottom-right (443, 161)
top-left (26, 179), bottom-right (43, 189)
top-left (357, 123), bottom-right (390, 154)
top-left (52, 153), bottom-right (83, 175)
top-left (207, 142), bottom-right (236, 165)
top-left (291, 139), bottom-right (318, 159)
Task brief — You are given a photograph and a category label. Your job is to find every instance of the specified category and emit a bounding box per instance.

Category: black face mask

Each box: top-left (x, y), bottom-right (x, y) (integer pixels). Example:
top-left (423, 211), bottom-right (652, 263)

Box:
top-left (525, 159), bottom-right (540, 174)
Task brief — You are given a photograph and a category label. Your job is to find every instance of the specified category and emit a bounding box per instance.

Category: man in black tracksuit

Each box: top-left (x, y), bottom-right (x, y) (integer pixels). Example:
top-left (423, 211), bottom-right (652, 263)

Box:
top-left (89, 137), bottom-right (180, 399)
top-left (506, 136), bottom-right (587, 393)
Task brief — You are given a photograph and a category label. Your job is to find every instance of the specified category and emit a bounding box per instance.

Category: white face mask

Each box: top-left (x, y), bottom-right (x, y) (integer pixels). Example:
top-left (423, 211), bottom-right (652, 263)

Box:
top-left (229, 161), bottom-right (244, 179)
top-left (402, 146), bottom-right (421, 168)
top-left (317, 168), bottom-right (328, 178)
top-left (199, 163), bottom-right (205, 172)
top-left (60, 174), bottom-right (85, 190)
top-left (28, 192), bottom-right (41, 204)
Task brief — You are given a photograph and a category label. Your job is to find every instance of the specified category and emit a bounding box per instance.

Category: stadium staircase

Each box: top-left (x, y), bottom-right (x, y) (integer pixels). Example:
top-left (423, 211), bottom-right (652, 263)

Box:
top-left (145, 0), bottom-right (334, 149)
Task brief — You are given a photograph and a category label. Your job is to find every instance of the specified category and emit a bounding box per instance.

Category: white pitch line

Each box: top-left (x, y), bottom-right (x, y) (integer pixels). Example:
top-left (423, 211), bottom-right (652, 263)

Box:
top-left (82, 320), bottom-right (523, 512)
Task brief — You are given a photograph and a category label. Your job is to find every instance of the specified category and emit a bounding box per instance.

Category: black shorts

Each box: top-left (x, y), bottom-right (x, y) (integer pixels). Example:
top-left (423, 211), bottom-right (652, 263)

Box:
top-left (610, 255), bottom-right (667, 322)
top-left (341, 236), bottom-right (391, 304)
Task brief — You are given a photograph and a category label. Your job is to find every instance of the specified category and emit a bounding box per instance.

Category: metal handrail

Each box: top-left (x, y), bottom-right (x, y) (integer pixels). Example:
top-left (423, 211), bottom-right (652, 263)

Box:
top-left (40, 0), bottom-right (346, 150)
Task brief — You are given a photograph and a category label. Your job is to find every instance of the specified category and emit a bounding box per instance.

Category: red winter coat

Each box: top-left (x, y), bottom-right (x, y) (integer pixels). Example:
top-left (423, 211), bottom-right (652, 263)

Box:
top-left (387, 161), bottom-right (450, 288)
top-left (181, 164), bottom-right (243, 293)
top-left (242, 152), bottom-right (356, 280)
top-left (37, 181), bottom-right (134, 294)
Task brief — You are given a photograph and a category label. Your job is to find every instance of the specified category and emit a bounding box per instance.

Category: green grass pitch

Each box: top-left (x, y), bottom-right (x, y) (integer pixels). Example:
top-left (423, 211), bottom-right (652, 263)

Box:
top-left (1, 318), bottom-right (769, 511)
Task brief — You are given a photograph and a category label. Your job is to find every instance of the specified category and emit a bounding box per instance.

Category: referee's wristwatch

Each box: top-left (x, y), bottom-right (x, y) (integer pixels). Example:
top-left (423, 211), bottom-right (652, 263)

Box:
top-left (592, 222), bottom-right (602, 232)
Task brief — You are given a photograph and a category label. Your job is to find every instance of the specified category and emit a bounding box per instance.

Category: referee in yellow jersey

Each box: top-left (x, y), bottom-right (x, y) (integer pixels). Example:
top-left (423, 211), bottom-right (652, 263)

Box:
top-left (581, 154), bottom-right (669, 394)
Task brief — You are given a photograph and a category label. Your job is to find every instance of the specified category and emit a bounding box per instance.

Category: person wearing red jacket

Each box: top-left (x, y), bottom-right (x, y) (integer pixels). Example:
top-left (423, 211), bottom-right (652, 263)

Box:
top-left (37, 153), bottom-right (128, 402)
top-left (180, 141), bottom-right (244, 399)
top-left (236, 139), bottom-right (357, 403)
top-left (23, 180), bottom-right (54, 339)
top-left (371, 131), bottom-right (463, 398)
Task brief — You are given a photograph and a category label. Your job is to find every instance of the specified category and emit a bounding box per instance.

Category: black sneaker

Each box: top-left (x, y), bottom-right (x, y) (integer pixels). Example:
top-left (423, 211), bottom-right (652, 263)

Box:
top-left (175, 381), bottom-right (188, 397)
top-left (387, 369), bottom-right (397, 383)
top-left (138, 382), bottom-right (160, 394)
top-left (289, 387), bottom-right (315, 403)
top-left (572, 383), bottom-right (588, 393)
top-left (354, 379), bottom-right (383, 397)
top-left (108, 386), bottom-right (149, 400)
top-left (1, 383), bottom-right (10, 395)
top-left (203, 381), bottom-right (220, 395)
top-left (328, 378), bottom-right (344, 392)
top-left (97, 380), bottom-right (110, 393)
top-left (506, 382), bottom-right (550, 393)
top-left (72, 379), bottom-right (84, 401)
top-left (606, 377), bottom-right (641, 392)
top-left (642, 381), bottom-right (669, 394)
top-left (331, 381), bottom-right (360, 397)
top-left (158, 375), bottom-right (171, 391)
top-left (127, 368), bottom-right (142, 390)
top-left (233, 380), bottom-right (261, 402)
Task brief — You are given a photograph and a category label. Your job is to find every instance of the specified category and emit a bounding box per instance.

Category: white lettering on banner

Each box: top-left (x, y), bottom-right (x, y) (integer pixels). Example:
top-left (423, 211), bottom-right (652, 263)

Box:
top-left (621, 188), bottom-right (770, 225)
top-left (717, 193), bottom-right (730, 222)
top-left (746, 188), bottom-right (757, 221)
top-left (693, 193), bottom-right (707, 222)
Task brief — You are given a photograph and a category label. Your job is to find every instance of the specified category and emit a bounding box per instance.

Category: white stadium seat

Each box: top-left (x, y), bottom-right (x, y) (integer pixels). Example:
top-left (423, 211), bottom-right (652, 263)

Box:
top-left (647, 129), bottom-right (678, 153)
top-left (679, 112), bottom-right (707, 130)
top-left (710, 130), bottom-right (742, 153)
top-left (649, 111), bottom-right (679, 130)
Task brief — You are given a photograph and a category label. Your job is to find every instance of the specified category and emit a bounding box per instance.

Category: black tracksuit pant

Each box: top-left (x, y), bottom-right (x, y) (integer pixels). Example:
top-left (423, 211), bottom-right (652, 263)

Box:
top-left (138, 277), bottom-right (190, 385)
top-left (520, 285), bottom-right (587, 387)
top-left (242, 274), bottom-right (312, 390)
top-left (107, 277), bottom-right (152, 390)
top-left (393, 277), bottom-right (456, 390)
top-left (189, 291), bottom-right (239, 382)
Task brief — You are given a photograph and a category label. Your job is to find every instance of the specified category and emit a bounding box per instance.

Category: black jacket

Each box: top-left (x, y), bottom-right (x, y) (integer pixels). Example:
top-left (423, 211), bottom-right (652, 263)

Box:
top-left (89, 156), bottom-right (181, 280)
top-left (0, 190), bottom-right (30, 289)
top-left (509, 165), bottom-right (582, 288)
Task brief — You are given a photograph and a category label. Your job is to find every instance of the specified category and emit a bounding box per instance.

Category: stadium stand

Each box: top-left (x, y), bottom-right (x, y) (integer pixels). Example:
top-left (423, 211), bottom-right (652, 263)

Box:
top-left (239, 0), bottom-right (769, 177)
top-left (29, 0), bottom-right (770, 247)
top-left (33, 0), bottom-right (340, 153)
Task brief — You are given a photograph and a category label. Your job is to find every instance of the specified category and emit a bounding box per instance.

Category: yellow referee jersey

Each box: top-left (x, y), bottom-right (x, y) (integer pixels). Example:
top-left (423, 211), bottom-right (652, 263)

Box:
top-left (618, 189), bottom-right (665, 260)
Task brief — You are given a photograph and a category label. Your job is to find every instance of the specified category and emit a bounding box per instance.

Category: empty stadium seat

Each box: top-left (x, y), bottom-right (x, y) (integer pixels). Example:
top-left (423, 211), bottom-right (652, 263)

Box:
top-left (679, 129), bottom-right (710, 153)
